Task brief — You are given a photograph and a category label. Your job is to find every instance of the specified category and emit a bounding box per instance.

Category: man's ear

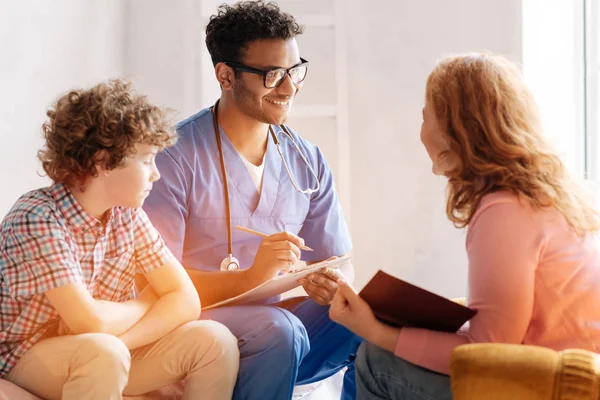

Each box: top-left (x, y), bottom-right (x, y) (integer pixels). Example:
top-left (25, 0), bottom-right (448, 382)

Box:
top-left (215, 63), bottom-right (235, 90)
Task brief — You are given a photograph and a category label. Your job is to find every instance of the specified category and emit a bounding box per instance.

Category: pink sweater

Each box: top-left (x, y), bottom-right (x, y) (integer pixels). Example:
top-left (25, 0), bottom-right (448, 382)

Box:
top-left (395, 191), bottom-right (600, 374)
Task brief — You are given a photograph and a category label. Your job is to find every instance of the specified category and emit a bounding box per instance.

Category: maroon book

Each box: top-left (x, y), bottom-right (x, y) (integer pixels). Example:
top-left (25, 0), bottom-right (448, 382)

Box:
top-left (359, 270), bottom-right (477, 333)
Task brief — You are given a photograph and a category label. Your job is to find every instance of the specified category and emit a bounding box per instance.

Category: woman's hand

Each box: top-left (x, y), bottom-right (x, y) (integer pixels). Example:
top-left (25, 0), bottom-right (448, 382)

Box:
top-left (329, 279), bottom-right (402, 351)
top-left (329, 279), bottom-right (378, 339)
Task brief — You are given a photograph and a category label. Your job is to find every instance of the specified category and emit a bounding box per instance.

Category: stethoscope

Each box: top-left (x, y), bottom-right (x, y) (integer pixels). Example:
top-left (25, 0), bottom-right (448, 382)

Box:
top-left (211, 100), bottom-right (321, 271)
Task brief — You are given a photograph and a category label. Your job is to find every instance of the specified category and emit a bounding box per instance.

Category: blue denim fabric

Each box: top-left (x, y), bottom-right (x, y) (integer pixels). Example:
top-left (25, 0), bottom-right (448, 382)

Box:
top-left (355, 341), bottom-right (452, 400)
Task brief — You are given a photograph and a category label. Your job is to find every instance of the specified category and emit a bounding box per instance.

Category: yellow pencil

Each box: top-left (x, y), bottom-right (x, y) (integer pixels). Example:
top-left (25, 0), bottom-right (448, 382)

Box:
top-left (235, 225), bottom-right (314, 251)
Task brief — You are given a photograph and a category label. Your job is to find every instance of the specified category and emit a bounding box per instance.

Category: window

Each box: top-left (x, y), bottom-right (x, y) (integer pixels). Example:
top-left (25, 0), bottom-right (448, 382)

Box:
top-left (522, 0), bottom-right (586, 178)
top-left (586, 0), bottom-right (600, 180)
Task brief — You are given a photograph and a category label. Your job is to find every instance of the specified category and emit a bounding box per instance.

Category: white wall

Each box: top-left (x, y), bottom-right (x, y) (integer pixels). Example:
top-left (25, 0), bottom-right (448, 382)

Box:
top-left (124, 0), bottom-right (199, 119)
top-left (345, 0), bottom-right (523, 295)
top-left (0, 0), bottom-right (525, 299)
top-left (122, 0), bottom-right (524, 298)
top-left (0, 0), bottom-right (125, 216)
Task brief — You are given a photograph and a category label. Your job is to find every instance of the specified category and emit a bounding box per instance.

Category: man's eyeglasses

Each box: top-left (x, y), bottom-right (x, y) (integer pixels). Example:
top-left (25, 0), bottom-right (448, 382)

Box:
top-left (224, 58), bottom-right (309, 89)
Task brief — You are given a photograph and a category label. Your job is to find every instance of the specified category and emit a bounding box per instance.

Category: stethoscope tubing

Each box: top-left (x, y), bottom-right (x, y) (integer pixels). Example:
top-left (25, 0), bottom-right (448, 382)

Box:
top-left (211, 100), bottom-right (320, 270)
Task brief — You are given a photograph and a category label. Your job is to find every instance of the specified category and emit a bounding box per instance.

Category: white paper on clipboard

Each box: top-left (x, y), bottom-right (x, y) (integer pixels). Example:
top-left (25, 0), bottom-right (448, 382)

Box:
top-left (202, 255), bottom-right (352, 310)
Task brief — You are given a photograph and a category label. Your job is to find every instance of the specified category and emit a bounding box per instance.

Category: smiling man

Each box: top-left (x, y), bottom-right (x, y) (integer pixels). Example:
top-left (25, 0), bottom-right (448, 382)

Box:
top-left (143, 1), bottom-right (362, 399)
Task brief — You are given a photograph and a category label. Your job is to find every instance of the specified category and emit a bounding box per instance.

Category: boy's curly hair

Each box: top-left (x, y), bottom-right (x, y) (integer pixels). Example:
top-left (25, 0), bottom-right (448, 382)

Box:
top-left (205, 0), bottom-right (304, 66)
top-left (38, 79), bottom-right (177, 187)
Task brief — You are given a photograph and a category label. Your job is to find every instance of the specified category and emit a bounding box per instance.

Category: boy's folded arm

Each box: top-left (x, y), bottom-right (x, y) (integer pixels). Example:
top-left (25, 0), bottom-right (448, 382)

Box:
top-left (116, 257), bottom-right (201, 349)
top-left (44, 282), bottom-right (157, 336)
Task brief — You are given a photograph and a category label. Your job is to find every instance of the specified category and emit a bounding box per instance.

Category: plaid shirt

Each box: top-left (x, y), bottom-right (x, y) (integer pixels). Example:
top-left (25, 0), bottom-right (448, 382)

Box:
top-left (0, 184), bottom-right (173, 377)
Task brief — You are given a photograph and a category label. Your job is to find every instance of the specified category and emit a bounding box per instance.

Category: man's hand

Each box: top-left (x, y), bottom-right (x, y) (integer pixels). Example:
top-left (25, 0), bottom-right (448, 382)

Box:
top-left (299, 267), bottom-right (342, 306)
top-left (247, 231), bottom-right (304, 286)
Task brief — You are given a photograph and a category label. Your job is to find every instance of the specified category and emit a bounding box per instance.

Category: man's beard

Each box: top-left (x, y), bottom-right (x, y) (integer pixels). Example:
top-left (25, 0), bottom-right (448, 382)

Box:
top-left (233, 80), bottom-right (288, 126)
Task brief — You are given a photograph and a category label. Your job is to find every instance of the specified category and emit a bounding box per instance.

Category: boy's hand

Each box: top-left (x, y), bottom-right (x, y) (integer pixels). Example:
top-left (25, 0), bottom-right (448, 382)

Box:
top-left (58, 319), bottom-right (71, 336)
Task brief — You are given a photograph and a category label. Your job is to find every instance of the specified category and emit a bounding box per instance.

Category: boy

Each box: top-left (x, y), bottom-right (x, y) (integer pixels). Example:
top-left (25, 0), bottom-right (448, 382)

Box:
top-left (0, 79), bottom-right (239, 400)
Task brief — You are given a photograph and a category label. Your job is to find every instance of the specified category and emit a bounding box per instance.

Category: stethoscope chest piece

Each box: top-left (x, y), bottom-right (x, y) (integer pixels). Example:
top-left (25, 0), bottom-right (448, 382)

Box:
top-left (220, 254), bottom-right (240, 271)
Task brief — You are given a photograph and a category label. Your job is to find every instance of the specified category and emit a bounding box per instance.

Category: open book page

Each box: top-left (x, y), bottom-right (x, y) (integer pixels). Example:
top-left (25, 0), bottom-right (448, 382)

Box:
top-left (202, 255), bottom-right (352, 310)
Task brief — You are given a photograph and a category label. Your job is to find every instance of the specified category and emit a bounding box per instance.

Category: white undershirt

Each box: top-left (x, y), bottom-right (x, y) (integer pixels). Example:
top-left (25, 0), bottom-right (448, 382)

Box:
top-left (240, 155), bottom-right (266, 193)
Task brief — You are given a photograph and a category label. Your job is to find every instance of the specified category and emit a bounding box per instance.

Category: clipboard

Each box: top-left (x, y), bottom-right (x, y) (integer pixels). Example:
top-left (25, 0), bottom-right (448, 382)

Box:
top-left (202, 255), bottom-right (352, 310)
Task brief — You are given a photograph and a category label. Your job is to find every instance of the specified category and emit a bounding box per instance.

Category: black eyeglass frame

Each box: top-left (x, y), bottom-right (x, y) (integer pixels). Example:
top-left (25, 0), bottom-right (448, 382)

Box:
top-left (224, 57), bottom-right (309, 88)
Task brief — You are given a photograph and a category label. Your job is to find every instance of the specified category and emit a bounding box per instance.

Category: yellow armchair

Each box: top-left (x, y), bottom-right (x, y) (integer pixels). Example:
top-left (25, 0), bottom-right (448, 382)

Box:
top-left (448, 297), bottom-right (599, 399)
top-left (450, 343), bottom-right (600, 400)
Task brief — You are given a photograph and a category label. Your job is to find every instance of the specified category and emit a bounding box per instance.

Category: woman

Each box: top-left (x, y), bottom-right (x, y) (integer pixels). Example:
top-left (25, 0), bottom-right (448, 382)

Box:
top-left (329, 53), bottom-right (600, 400)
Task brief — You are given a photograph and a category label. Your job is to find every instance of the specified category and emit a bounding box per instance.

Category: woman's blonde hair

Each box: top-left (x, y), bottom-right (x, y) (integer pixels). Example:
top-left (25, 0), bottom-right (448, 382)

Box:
top-left (425, 52), bottom-right (600, 234)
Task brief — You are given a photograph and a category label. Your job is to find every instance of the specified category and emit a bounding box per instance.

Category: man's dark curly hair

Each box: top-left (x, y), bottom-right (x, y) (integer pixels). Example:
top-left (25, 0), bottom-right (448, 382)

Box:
top-left (205, 1), bottom-right (304, 66)
top-left (38, 79), bottom-right (177, 188)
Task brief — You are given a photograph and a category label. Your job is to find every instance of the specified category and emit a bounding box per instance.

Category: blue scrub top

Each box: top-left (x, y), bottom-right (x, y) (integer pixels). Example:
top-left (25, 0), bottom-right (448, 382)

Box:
top-left (143, 106), bottom-right (352, 272)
